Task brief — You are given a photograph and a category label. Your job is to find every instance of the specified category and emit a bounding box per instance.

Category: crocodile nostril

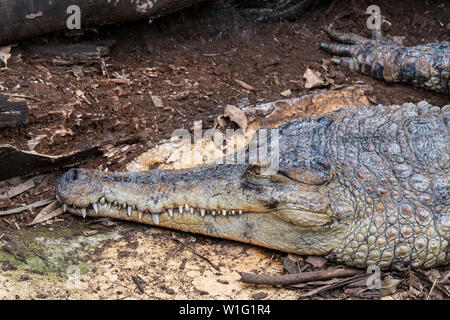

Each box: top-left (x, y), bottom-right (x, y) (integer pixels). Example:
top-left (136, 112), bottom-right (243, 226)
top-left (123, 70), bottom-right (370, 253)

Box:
top-left (72, 169), bottom-right (79, 181)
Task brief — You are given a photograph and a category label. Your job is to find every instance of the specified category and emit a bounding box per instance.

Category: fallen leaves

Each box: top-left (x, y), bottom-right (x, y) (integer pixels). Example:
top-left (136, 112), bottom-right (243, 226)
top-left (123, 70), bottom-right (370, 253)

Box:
top-left (0, 178), bottom-right (35, 199)
top-left (224, 104), bottom-right (248, 131)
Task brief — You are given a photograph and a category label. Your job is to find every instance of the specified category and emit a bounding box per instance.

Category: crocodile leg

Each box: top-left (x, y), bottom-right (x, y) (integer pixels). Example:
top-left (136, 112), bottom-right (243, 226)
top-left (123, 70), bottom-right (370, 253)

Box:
top-left (321, 26), bottom-right (450, 94)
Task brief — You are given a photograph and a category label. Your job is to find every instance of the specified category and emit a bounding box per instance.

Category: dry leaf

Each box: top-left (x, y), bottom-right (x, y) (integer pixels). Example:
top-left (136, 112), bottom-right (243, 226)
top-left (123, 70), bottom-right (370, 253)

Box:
top-left (0, 46), bottom-right (12, 68)
top-left (381, 275), bottom-right (402, 297)
top-left (303, 68), bottom-right (326, 89)
top-left (235, 79), bottom-right (256, 91)
top-left (283, 256), bottom-right (299, 274)
top-left (306, 255), bottom-right (327, 268)
top-left (75, 89), bottom-right (91, 105)
top-left (28, 200), bottom-right (63, 226)
top-left (151, 95), bottom-right (164, 109)
top-left (280, 89), bottom-right (291, 97)
top-left (83, 230), bottom-right (100, 236)
top-left (224, 104), bottom-right (247, 131)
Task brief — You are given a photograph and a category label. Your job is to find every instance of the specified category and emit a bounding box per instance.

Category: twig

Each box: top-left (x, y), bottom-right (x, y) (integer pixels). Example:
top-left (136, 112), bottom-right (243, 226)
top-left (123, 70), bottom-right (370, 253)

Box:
top-left (240, 268), bottom-right (362, 286)
top-left (299, 273), bottom-right (368, 298)
top-left (264, 252), bottom-right (276, 271)
top-left (0, 197), bottom-right (55, 216)
top-left (262, 0), bottom-right (315, 22)
top-left (171, 233), bottom-right (220, 271)
top-left (426, 278), bottom-right (437, 300)
top-left (202, 48), bottom-right (237, 57)
top-left (415, 270), bottom-right (450, 297)
top-left (99, 79), bottom-right (131, 84)
top-left (131, 275), bottom-right (146, 294)
top-left (2, 93), bottom-right (42, 102)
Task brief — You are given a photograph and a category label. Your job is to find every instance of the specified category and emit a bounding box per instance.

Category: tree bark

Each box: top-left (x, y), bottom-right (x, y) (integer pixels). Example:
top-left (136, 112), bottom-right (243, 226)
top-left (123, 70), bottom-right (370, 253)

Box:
top-left (0, 0), bottom-right (205, 44)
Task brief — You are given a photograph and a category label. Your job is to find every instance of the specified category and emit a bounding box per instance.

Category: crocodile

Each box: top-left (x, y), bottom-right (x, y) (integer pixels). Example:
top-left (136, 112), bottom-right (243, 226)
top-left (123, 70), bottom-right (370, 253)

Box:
top-left (52, 11), bottom-right (448, 270)
top-left (56, 101), bottom-right (450, 270)
top-left (321, 27), bottom-right (449, 94)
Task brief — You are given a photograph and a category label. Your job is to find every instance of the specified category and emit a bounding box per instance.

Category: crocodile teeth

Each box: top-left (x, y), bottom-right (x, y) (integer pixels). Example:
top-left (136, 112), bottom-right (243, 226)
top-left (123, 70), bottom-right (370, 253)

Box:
top-left (231, 209), bottom-right (235, 215)
top-left (127, 205), bottom-right (132, 217)
top-left (222, 210), bottom-right (227, 216)
top-left (239, 210), bottom-right (242, 215)
top-left (138, 210), bottom-right (143, 220)
top-left (99, 197), bottom-right (106, 205)
top-left (113, 201), bottom-right (118, 207)
top-left (93, 203), bottom-right (98, 213)
top-left (168, 208), bottom-right (173, 217)
top-left (179, 206), bottom-right (183, 214)
top-left (200, 208), bottom-right (205, 217)
top-left (190, 207), bottom-right (194, 214)
top-left (212, 210), bottom-right (216, 216)
top-left (152, 213), bottom-right (159, 225)
top-left (184, 204), bottom-right (189, 212)
top-left (63, 203), bottom-right (67, 212)
top-left (81, 208), bottom-right (87, 219)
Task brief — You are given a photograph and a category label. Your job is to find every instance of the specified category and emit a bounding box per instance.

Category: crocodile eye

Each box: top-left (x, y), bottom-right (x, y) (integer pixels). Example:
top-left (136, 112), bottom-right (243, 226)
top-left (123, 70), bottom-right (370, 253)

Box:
top-left (247, 164), bottom-right (262, 176)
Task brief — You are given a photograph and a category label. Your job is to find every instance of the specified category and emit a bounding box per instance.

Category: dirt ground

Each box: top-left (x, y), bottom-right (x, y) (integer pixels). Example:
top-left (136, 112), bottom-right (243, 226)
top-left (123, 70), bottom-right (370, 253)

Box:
top-left (0, 0), bottom-right (449, 300)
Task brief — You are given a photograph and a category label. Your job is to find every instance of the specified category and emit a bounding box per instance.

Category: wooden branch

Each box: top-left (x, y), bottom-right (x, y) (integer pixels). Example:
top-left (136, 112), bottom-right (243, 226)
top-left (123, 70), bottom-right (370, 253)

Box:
top-left (0, 198), bottom-right (55, 216)
top-left (0, 93), bottom-right (29, 128)
top-left (240, 268), bottom-right (362, 286)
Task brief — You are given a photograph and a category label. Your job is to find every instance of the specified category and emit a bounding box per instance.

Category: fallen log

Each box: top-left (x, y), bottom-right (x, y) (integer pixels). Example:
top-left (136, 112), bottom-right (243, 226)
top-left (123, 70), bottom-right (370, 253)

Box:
top-left (0, 144), bottom-right (102, 180)
top-left (0, 93), bottom-right (29, 128)
top-left (0, 0), bottom-right (205, 45)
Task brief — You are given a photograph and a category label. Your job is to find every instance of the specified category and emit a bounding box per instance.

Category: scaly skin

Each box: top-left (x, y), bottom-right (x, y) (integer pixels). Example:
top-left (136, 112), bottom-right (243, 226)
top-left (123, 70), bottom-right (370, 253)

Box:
top-left (56, 101), bottom-right (450, 270)
top-left (321, 27), bottom-right (450, 94)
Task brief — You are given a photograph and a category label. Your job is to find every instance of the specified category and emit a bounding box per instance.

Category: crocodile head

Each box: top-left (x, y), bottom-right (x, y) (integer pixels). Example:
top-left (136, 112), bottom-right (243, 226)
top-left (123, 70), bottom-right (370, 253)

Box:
top-left (56, 116), bottom-right (352, 257)
top-left (56, 102), bottom-right (450, 269)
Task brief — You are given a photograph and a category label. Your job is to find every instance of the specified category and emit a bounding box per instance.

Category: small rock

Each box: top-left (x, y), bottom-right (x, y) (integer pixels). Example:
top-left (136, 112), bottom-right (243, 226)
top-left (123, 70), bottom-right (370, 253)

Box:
top-left (165, 287), bottom-right (175, 295)
top-left (217, 279), bottom-right (229, 284)
top-left (252, 292), bottom-right (268, 300)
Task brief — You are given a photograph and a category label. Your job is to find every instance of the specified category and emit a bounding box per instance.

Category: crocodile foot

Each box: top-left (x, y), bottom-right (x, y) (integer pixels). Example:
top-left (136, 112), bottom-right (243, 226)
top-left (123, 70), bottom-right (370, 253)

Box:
top-left (321, 26), bottom-right (449, 94)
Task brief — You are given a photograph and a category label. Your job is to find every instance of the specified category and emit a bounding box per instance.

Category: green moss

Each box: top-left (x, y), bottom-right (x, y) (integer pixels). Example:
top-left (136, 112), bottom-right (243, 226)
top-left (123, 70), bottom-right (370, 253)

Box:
top-left (0, 225), bottom-right (105, 277)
